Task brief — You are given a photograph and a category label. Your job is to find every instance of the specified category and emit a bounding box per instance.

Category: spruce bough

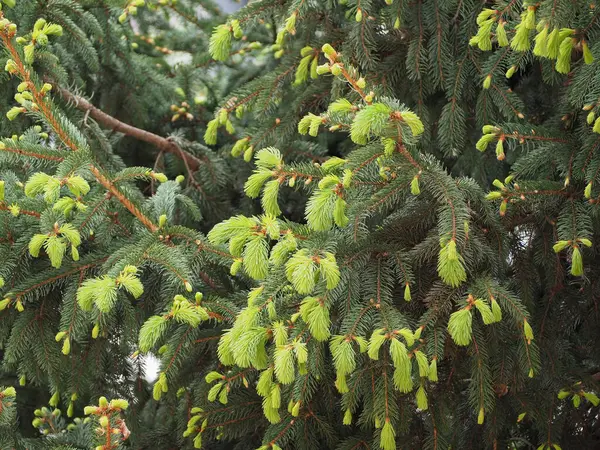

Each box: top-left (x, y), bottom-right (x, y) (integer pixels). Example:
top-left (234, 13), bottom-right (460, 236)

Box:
top-left (1, 1), bottom-right (600, 449)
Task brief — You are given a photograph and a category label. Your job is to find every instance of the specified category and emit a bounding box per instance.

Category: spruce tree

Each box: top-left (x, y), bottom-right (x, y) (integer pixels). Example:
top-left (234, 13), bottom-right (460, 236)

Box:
top-left (1, 1), bottom-right (600, 450)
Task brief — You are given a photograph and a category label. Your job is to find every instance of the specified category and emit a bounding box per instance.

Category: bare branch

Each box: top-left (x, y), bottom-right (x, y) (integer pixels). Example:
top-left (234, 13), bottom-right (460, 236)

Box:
top-left (55, 86), bottom-right (202, 171)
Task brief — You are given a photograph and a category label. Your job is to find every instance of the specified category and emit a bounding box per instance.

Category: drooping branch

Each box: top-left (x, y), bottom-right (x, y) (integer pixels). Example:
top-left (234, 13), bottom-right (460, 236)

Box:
top-left (55, 86), bottom-right (203, 171)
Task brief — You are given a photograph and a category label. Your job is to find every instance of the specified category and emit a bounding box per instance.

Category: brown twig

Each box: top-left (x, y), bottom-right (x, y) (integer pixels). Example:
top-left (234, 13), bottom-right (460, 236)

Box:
top-left (54, 86), bottom-right (203, 171)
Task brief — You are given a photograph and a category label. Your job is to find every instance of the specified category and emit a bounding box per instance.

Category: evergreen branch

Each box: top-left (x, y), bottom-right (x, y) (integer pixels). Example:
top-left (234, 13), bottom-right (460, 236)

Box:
top-left (340, 67), bottom-right (371, 105)
top-left (433, 0), bottom-right (445, 85)
top-left (491, 85), bottom-right (524, 119)
top-left (88, 166), bottom-right (157, 232)
top-left (583, 10), bottom-right (600, 33)
top-left (10, 258), bottom-right (106, 300)
top-left (502, 132), bottom-right (569, 144)
top-left (0, 204), bottom-right (40, 218)
top-left (204, 412), bottom-right (264, 430)
top-left (225, 90), bottom-right (263, 113)
top-left (269, 417), bottom-right (296, 447)
top-left (54, 86), bottom-right (203, 171)
top-left (142, 254), bottom-right (190, 287)
top-left (169, 232), bottom-right (234, 259)
top-left (502, 189), bottom-right (571, 199)
top-left (581, 135), bottom-right (600, 173)
top-left (0, 29), bottom-right (159, 233)
top-left (470, 334), bottom-right (487, 416)
top-left (164, 327), bottom-right (194, 374)
top-left (0, 144), bottom-right (64, 162)
top-left (499, 0), bottom-right (519, 18)
top-left (77, 197), bottom-right (109, 231)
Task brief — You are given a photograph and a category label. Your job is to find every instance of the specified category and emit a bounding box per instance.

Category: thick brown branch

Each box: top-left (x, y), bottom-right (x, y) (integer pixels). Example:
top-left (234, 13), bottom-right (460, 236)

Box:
top-left (55, 86), bottom-right (202, 171)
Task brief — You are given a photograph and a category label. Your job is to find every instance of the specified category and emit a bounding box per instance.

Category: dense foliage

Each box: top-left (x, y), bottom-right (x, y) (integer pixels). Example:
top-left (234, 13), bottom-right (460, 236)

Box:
top-left (1, 0), bottom-right (600, 449)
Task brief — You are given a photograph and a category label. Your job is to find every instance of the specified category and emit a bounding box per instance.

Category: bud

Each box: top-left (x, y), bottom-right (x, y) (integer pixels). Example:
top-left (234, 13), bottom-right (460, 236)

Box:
top-left (4, 59), bottom-right (18, 73)
top-left (321, 43), bottom-right (337, 59)
top-left (485, 191), bottom-right (502, 200)
top-left (92, 323), bottom-right (100, 339)
top-left (285, 12), bottom-right (297, 35)
top-left (62, 337), bottom-right (71, 355)
top-left (243, 146), bottom-right (254, 162)
top-left (49, 391), bottom-right (60, 407)
top-left (571, 246), bottom-right (583, 276)
top-left (84, 406), bottom-right (99, 415)
top-left (499, 199), bottom-right (508, 216)
top-left (410, 176), bottom-right (420, 195)
top-left (483, 74), bottom-right (492, 89)
top-left (230, 259), bottom-right (242, 276)
top-left (7, 107), bottom-right (25, 121)
top-left (9, 204), bottom-right (20, 217)
top-left (185, 281), bottom-right (193, 292)
top-left (496, 21), bottom-right (509, 47)
top-left (356, 77), bottom-right (366, 89)
top-left (330, 63), bottom-right (342, 76)
top-left (558, 389), bottom-right (570, 399)
top-left (110, 398), bottom-right (129, 410)
top-left (36, 34), bottom-right (49, 46)
top-left (99, 415), bottom-right (109, 428)
top-left (524, 6), bottom-right (536, 30)
top-left (176, 175), bottom-right (185, 184)
top-left (316, 63), bottom-right (331, 75)
top-left (495, 139), bottom-right (505, 160)
top-left (505, 65), bottom-right (517, 79)
top-left (231, 19), bottom-right (243, 39)
top-left (582, 40), bottom-right (594, 65)
top-left (19, 375), bottom-right (26, 386)
top-left (159, 214), bottom-right (167, 228)
top-left (300, 46), bottom-right (313, 57)
top-left (71, 245), bottom-right (79, 261)
top-left (482, 125), bottom-right (498, 134)
top-left (291, 401), bottom-right (301, 417)
top-left (2, 387), bottom-right (16, 397)
top-left (355, 8), bottom-right (363, 22)
top-left (588, 111), bottom-right (596, 125)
